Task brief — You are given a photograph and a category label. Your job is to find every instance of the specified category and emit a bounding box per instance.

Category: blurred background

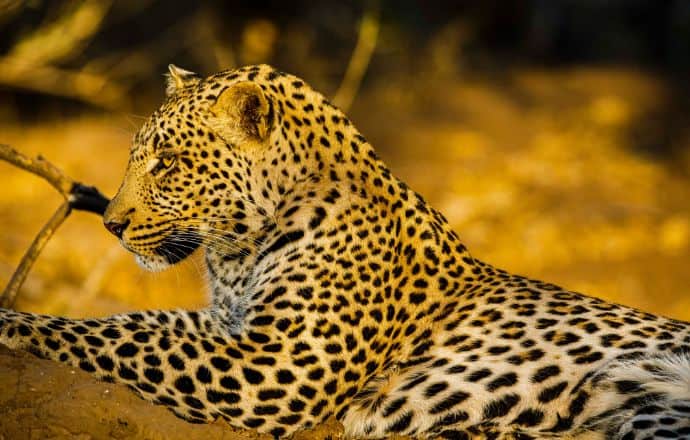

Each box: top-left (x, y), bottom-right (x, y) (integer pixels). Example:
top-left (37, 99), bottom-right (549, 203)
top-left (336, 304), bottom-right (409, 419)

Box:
top-left (0, 0), bottom-right (689, 320)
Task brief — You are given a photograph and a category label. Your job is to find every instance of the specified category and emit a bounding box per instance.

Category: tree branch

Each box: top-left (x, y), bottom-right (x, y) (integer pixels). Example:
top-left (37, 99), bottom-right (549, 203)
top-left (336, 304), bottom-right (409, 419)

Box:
top-left (1, 202), bottom-right (71, 308)
top-left (333, 0), bottom-right (380, 112)
top-left (0, 144), bottom-right (110, 307)
top-left (0, 144), bottom-right (73, 196)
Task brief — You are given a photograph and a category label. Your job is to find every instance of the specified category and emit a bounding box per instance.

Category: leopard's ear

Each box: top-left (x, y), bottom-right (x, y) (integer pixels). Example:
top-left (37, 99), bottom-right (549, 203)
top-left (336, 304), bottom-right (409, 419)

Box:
top-left (165, 64), bottom-right (200, 96)
top-left (208, 81), bottom-right (273, 144)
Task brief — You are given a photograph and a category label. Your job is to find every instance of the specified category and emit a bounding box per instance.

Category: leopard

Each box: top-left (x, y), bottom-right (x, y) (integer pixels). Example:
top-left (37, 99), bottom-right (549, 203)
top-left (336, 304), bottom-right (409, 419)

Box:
top-left (1, 64), bottom-right (689, 439)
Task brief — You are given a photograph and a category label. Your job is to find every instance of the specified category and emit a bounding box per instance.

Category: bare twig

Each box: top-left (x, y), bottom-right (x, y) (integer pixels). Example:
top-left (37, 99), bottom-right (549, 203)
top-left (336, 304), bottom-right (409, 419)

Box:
top-left (1, 202), bottom-right (71, 308)
top-left (333, 0), bottom-right (380, 112)
top-left (0, 144), bottom-right (73, 196)
top-left (0, 144), bottom-right (110, 307)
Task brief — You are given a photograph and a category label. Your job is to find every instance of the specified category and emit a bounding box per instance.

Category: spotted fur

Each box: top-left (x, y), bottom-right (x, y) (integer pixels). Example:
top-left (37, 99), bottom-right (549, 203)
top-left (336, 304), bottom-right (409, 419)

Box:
top-left (1, 65), bottom-right (689, 439)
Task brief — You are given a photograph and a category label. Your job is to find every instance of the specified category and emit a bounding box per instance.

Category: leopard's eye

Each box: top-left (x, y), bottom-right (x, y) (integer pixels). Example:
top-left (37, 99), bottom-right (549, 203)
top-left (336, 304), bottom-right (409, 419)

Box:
top-left (151, 153), bottom-right (177, 176)
top-left (161, 155), bottom-right (175, 169)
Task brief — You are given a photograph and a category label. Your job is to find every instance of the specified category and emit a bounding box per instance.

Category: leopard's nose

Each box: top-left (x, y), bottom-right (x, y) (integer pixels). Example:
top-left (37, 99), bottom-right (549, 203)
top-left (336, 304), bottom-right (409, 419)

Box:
top-left (104, 219), bottom-right (130, 238)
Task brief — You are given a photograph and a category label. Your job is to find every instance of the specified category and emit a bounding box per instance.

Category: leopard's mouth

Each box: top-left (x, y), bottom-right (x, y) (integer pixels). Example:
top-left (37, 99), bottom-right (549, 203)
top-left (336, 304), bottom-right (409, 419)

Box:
top-left (153, 229), bottom-right (202, 265)
top-left (121, 226), bottom-right (203, 272)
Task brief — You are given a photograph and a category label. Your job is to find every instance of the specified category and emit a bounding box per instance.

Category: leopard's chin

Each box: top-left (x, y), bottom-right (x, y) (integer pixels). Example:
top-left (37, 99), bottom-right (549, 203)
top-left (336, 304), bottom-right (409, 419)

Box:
top-left (134, 254), bottom-right (172, 272)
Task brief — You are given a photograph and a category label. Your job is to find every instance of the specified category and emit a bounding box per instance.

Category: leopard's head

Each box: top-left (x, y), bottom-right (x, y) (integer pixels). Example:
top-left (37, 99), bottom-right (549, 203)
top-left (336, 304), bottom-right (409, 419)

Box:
top-left (103, 65), bottom-right (276, 271)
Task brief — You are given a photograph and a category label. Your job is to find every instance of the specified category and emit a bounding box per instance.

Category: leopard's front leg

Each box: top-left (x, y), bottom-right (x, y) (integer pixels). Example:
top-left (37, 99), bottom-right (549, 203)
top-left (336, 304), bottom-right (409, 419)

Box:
top-left (0, 307), bottom-right (346, 438)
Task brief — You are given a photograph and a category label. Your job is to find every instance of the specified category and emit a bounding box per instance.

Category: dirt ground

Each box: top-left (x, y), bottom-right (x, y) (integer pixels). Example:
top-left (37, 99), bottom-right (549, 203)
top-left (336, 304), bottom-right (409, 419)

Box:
top-left (0, 347), bottom-right (263, 440)
top-left (0, 67), bottom-right (688, 438)
top-left (0, 345), bottom-right (353, 439)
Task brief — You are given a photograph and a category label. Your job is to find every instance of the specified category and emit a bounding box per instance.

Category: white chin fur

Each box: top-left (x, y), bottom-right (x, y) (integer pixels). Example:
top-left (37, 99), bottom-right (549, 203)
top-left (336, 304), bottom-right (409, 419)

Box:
top-left (135, 254), bottom-right (172, 272)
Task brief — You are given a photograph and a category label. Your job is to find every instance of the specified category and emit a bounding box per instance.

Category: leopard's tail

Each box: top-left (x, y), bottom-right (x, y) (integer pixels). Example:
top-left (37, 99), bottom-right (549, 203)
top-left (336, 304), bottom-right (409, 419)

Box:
top-left (578, 352), bottom-right (690, 439)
